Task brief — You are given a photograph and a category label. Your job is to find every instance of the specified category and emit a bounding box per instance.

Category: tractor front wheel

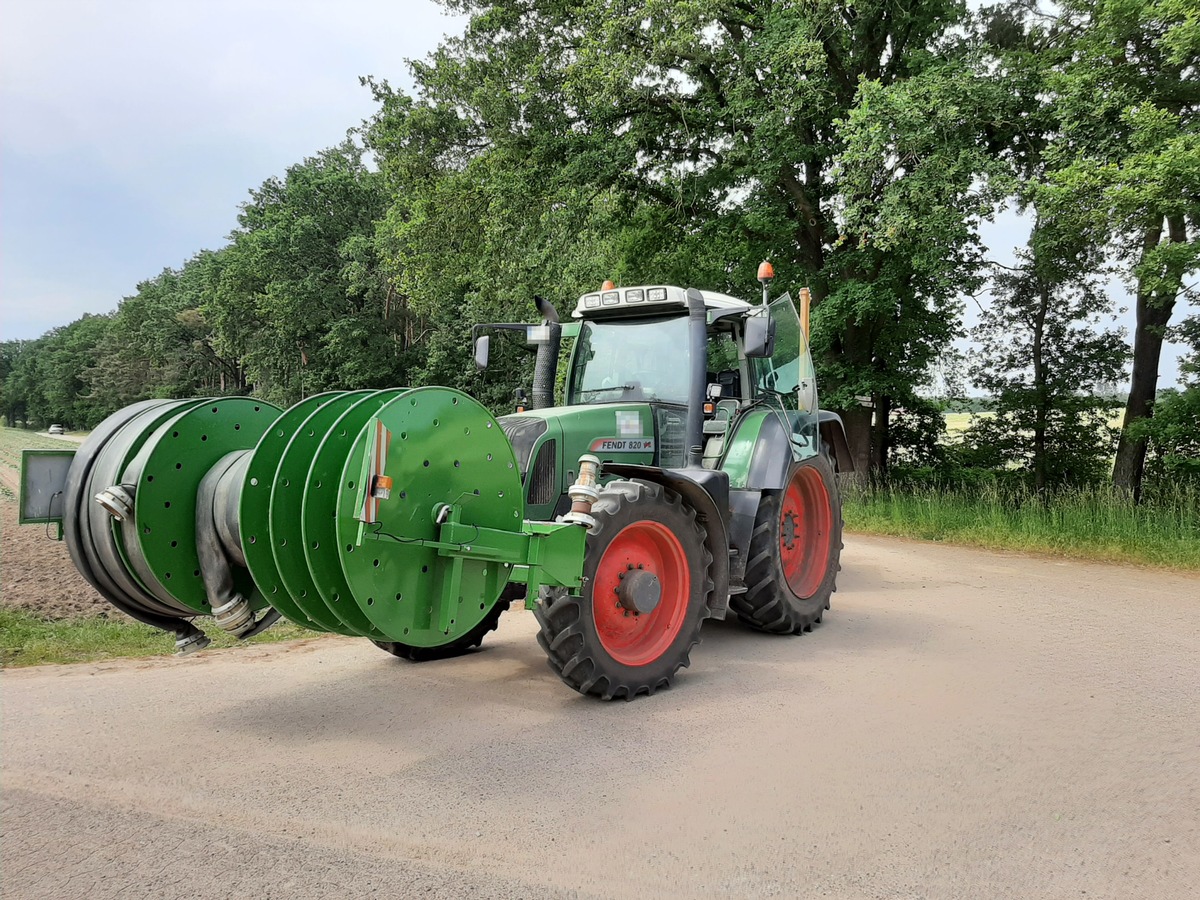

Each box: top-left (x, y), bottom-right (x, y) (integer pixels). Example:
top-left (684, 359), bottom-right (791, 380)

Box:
top-left (535, 480), bottom-right (712, 699)
top-left (731, 450), bottom-right (842, 634)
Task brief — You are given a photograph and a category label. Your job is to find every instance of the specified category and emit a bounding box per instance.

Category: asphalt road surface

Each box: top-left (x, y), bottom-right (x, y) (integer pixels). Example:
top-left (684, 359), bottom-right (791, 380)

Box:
top-left (3, 535), bottom-right (1198, 899)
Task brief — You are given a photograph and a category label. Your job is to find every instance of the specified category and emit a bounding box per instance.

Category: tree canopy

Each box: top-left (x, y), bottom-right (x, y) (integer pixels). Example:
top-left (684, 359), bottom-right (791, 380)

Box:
top-left (6, 0), bottom-right (1198, 495)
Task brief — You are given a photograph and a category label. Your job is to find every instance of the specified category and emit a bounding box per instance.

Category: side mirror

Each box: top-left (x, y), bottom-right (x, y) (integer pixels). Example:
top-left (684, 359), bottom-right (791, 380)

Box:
top-left (743, 314), bottom-right (776, 358)
top-left (474, 335), bottom-right (490, 370)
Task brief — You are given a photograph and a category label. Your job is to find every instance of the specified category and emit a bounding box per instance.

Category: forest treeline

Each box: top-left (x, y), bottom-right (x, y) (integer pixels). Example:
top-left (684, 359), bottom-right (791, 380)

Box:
top-left (1, 0), bottom-right (1197, 496)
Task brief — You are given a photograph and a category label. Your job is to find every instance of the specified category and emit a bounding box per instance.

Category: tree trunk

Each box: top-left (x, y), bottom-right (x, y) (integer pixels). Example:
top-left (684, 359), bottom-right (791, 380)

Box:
top-left (1113, 215), bottom-right (1188, 497)
top-left (1112, 303), bottom-right (1172, 497)
top-left (870, 393), bottom-right (891, 476)
top-left (1031, 286), bottom-right (1049, 493)
top-left (839, 405), bottom-right (873, 482)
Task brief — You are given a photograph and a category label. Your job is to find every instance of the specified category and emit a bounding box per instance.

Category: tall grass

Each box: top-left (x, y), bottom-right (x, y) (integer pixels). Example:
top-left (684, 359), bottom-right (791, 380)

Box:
top-left (843, 481), bottom-right (1200, 570)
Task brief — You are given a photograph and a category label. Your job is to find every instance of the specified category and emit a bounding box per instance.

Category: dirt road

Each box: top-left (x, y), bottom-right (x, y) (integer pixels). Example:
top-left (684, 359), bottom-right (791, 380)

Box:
top-left (3, 536), bottom-right (1198, 899)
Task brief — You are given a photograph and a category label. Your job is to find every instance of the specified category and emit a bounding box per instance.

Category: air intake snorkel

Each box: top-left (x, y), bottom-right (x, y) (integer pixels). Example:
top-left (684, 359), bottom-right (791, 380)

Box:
top-left (530, 295), bottom-right (562, 410)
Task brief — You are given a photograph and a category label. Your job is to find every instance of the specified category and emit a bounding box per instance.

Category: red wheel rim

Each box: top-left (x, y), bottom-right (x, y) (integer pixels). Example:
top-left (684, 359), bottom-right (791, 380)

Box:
top-left (779, 465), bottom-right (833, 599)
top-left (591, 521), bottom-right (690, 666)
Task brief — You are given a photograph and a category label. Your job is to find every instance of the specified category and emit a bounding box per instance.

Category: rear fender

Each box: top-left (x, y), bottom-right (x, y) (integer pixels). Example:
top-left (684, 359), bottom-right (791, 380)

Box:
top-left (818, 411), bottom-right (854, 473)
top-left (601, 462), bottom-right (730, 620)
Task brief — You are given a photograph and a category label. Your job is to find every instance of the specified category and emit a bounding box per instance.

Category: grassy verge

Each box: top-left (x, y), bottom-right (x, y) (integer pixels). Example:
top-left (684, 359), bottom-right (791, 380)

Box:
top-left (0, 609), bottom-right (320, 668)
top-left (843, 482), bottom-right (1200, 570)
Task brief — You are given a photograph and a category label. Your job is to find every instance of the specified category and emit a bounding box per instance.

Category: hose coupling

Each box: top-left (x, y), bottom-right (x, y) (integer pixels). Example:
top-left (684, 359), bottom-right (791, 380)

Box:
top-left (95, 484), bottom-right (135, 521)
top-left (175, 630), bottom-right (211, 656)
top-left (211, 594), bottom-right (256, 638)
top-left (560, 454), bottom-right (601, 530)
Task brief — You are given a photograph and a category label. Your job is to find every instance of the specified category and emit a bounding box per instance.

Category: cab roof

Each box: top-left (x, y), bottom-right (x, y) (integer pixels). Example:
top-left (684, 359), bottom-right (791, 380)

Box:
top-left (572, 285), bottom-right (755, 320)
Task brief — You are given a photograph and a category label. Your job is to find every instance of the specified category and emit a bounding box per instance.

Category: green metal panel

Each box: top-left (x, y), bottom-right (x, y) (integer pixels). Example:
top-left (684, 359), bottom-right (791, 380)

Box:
top-left (120, 398), bottom-right (281, 613)
top-left (719, 408), bottom-right (773, 489)
top-left (18, 449), bottom-right (76, 526)
top-left (503, 402), bottom-right (657, 515)
top-left (239, 393), bottom-right (332, 629)
top-left (300, 389), bottom-right (404, 635)
top-left (335, 387), bottom-right (524, 646)
top-left (269, 392), bottom-right (375, 635)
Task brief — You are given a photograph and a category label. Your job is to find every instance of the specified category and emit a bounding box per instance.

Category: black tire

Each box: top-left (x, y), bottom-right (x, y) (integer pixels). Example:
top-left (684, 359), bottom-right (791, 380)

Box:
top-left (371, 595), bottom-right (511, 661)
top-left (731, 449), bottom-right (843, 634)
top-left (534, 480), bottom-right (713, 700)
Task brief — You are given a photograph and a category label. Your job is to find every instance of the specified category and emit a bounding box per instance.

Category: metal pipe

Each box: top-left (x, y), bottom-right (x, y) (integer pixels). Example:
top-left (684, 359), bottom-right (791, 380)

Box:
top-left (685, 288), bottom-right (707, 468)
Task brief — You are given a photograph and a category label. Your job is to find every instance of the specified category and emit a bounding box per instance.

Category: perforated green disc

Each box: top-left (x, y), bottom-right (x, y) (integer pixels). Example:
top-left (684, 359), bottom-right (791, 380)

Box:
top-left (300, 389), bottom-right (406, 636)
top-left (335, 388), bottom-right (523, 646)
top-left (120, 398), bottom-right (282, 613)
top-left (270, 391), bottom-right (375, 636)
top-left (239, 392), bottom-right (333, 629)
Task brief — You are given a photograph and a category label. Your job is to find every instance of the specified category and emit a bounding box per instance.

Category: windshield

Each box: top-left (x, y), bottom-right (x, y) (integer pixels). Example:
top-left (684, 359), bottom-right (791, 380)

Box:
top-left (567, 317), bottom-right (692, 405)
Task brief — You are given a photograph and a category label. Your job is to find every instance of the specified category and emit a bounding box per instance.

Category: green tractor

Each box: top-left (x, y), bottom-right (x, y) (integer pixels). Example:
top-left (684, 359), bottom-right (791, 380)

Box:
top-left (18, 271), bottom-right (849, 699)
top-left (476, 275), bottom-right (851, 696)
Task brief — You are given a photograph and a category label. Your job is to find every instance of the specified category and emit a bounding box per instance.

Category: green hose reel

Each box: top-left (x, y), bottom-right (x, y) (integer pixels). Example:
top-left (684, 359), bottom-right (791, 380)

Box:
top-left (60, 387), bottom-right (586, 651)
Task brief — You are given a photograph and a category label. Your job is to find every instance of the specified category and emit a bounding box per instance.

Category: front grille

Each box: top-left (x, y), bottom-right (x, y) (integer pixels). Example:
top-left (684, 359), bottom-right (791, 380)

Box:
top-left (656, 408), bottom-right (687, 468)
top-left (498, 415), bottom-right (547, 473)
top-left (528, 439), bottom-right (558, 506)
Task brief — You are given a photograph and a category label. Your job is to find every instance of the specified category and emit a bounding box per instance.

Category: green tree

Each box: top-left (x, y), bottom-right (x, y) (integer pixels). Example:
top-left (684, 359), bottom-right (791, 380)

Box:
top-left (1142, 316), bottom-right (1200, 484)
top-left (210, 142), bottom-right (399, 405)
top-left (82, 255), bottom-right (243, 415)
top-left (5, 315), bottom-right (113, 429)
top-left (1047, 0), bottom-right (1200, 495)
top-left (0, 340), bottom-right (31, 425)
top-left (965, 221), bottom-right (1129, 489)
top-left (377, 0), bottom-right (1013, 470)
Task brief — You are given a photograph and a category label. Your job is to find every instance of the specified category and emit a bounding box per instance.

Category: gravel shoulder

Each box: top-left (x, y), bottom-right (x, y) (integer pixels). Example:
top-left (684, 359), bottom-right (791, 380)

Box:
top-left (4, 535), bottom-right (1199, 899)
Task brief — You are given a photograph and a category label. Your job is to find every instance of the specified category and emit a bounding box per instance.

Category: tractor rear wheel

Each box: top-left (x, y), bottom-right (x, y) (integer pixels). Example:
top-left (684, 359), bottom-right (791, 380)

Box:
top-left (534, 480), bottom-right (712, 700)
top-left (731, 450), bottom-right (842, 634)
top-left (370, 596), bottom-right (510, 661)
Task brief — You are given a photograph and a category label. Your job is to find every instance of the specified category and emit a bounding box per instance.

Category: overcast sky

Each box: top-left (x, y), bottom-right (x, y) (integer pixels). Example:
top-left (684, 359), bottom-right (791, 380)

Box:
top-left (0, 0), bottom-right (1191, 384)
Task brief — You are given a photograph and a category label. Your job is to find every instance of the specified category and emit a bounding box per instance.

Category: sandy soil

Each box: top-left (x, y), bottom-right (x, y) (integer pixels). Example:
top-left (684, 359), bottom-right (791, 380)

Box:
top-left (3, 535), bottom-right (1198, 899)
top-left (0, 494), bottom-right (108, 620)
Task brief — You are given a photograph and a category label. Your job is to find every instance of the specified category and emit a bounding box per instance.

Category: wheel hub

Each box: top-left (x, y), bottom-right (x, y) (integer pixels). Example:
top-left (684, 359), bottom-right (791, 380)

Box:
top-left (616, 566), bottom-right (661, 615)
top-left (781, 511), bottom-right (799, 551)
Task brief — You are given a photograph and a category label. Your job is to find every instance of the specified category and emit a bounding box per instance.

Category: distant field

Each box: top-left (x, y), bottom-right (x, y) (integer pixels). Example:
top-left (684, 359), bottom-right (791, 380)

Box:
top-left (943, 411), bottom-right (984, 435)
top-left (941, 409), bottom-right (1124, 436)
top-left (0, 425), bottom-right (78, 501)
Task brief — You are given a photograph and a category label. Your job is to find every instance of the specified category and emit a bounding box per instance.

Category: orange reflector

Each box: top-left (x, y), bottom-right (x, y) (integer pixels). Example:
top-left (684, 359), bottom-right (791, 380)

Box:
top-left (370, 474), bottom-right (394, 500)
top-left (601, 279), bottom-right (616, 290)
top-left (703, 402), bottom-right (715, 415)
top-left (757, 260), bottom-right (775, 283)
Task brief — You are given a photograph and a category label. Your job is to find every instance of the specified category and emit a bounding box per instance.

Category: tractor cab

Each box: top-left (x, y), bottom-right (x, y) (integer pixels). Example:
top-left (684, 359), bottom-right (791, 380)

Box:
top-left (474, 281), bottom-right (828, 523)
top-left (565, 285), bottom-right (821, 469)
